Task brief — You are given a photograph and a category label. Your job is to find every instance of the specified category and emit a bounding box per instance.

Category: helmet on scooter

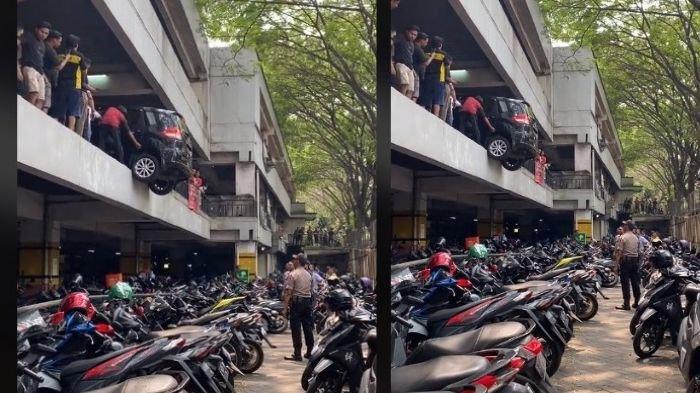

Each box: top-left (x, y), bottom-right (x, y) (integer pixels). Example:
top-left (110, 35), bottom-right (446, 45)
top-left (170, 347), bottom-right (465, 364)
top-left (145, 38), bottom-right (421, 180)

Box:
top-left (651, 237), bottom-right (663, 247)
top-left (650, 249), bottom-right (673, 269)
top-left (427, 251), bottom-right (455, 273)
top-left (325, 288), bottom-right (354, 312)
top-left (108, 281), bottom-right (134, 300)
top-left (679, 239), bottom-right (691, 253)
top-left (468, 244), bottom-right (489, 259)
top-left (58, 291), bottom-right (96, 319)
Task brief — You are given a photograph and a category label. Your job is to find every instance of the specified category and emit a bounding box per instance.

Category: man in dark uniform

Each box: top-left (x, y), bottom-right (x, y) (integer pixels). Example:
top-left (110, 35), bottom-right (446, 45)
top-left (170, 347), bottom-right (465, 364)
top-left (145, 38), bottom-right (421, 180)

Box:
top-left (283, 253), bottom-right (314, 361)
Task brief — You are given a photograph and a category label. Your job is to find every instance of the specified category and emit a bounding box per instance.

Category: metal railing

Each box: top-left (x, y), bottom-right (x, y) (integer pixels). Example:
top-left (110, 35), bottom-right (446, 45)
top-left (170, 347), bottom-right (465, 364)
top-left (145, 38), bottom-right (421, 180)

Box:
top-left (546, 172), bottom-right (593, 190)
top-left (202, 195), bottom-right (257, 218)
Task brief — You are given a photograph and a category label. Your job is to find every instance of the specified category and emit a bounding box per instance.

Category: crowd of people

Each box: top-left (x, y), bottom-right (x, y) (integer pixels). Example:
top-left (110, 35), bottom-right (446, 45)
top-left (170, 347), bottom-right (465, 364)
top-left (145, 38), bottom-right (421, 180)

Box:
top-left (621, 195), bottom-right (666, 215)
top-left (18, 21), bottom-right (142, 166)
top-left (290, 222), bottom-right (347, 247)
top-left (391, 24), bottom-right (503, 150)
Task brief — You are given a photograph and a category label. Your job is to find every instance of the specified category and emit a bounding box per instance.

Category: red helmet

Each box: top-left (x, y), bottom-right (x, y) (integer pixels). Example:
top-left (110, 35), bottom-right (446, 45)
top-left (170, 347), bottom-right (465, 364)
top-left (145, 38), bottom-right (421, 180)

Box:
top-left (58, 292), bottom-right (96, 319)
top-left (428, 252), bottom-right (456, 275)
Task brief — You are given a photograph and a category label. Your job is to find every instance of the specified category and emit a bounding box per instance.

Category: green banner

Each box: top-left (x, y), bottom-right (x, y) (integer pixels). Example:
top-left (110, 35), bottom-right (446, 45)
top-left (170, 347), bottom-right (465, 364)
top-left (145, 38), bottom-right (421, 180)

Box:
top-left (575, 233), bottom-right (587, 245)
top-left (236, 269), bottom-right (249, 282)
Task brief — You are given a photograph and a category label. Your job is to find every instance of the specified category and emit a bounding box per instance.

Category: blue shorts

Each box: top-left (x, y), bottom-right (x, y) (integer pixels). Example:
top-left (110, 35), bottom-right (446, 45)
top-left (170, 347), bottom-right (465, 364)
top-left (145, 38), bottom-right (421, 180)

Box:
top-left (419, 76), bottom-right (445, 107)
top-left (50, 86), bottom-right (82, 119)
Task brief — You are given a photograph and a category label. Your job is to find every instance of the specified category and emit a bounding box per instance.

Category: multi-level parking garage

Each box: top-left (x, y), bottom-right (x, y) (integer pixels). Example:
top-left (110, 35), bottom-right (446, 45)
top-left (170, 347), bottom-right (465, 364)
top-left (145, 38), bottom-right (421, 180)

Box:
top-left (17, 0), bottom-right (313, 288)
top-left (391, 0), bottom-right (640, 251)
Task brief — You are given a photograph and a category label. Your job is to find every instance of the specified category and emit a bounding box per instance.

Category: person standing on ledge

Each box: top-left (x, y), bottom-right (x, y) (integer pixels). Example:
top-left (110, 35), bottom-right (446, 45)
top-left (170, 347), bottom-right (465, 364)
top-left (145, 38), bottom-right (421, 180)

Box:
top-left (283, 253), bottom-right (314, 361)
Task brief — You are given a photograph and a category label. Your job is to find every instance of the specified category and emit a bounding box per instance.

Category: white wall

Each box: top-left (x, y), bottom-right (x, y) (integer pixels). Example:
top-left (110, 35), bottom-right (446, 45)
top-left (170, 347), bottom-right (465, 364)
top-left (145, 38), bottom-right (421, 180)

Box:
top-left (392, 89), bottom-right (553, 208)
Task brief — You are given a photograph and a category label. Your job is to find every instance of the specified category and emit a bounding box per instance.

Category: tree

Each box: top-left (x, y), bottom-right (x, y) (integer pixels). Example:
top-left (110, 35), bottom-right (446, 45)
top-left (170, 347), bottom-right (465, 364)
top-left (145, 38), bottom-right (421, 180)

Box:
top-left (539, 0), bottom-right (700, 209)
top-left (196, 0), bottom-right (376, 244)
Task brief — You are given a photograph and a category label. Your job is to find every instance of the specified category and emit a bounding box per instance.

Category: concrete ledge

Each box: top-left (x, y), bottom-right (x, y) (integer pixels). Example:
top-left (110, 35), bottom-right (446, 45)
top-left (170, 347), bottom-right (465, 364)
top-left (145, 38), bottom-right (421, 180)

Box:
top-left (391, 89), bottom-right (553, 208)
top-left (18, 97), bottom-right (210, 239)
top-left (210, 216), bottom-right (272, 246)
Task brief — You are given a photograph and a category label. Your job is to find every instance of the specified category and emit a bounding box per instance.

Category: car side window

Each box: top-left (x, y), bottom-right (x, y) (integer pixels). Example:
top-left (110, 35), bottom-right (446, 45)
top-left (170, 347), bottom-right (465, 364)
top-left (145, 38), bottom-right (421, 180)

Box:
top-left (145, 110), bottom-right (159, 133)
top-left (129, 110), bottom-right (147, 133)
top-left (497, 100), bottom-right (508, 116)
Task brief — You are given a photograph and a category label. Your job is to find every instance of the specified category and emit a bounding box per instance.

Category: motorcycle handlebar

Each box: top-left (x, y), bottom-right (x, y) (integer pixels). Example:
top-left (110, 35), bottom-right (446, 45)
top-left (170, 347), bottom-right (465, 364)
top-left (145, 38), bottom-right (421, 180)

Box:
top-left (17, 362), bottom-right (44, 383)
top-left (391, 311), bottom-right (412, 328)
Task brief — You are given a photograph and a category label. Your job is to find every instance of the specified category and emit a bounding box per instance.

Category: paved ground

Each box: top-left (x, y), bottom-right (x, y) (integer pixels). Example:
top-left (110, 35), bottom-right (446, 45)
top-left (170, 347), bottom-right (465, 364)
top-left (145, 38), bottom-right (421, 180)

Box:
top-left (553, 286), bottom-right (686, 393)
top-left (237, 331), bottom-right (307, 393)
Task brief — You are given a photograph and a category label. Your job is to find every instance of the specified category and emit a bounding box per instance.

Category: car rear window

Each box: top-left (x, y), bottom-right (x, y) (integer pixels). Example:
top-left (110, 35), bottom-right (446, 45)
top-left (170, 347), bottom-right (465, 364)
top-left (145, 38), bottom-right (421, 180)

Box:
top-left (507, 101), bottom-right (526, 117)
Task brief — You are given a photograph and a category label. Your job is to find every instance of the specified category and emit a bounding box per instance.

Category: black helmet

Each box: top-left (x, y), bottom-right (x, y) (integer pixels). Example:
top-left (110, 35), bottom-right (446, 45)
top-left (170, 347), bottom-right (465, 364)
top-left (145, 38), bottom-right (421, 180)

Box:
top-left (325, 288), bottom-right (354, 312)
top-left (679, 239), bottom-right (690, 253)
top-left (650, 249), bottom-right (673, 269)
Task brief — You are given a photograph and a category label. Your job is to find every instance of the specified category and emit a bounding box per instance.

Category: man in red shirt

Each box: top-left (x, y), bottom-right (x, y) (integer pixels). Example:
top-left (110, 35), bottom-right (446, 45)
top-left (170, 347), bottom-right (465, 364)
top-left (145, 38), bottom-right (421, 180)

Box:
top-left (97, 105), bottom-right (141, 164)
top-left (459, 96), bottom-right (495, 146)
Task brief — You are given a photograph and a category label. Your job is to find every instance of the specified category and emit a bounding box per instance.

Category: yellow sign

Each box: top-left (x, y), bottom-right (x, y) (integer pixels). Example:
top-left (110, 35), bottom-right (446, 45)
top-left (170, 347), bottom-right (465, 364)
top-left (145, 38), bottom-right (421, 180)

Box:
top-left (576, 220), bottom-right (592, 240)
top-left (238, 252), bottom-right (257, 278)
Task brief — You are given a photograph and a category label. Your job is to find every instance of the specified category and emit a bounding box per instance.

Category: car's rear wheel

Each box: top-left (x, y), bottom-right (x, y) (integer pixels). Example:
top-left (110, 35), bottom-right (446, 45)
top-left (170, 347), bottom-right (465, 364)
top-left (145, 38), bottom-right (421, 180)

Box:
top-left (149, 180), bottom-right (175, 195)
top-left (502, 157), bottom-right (523, 171)
top-left (487, 136), bottom-right (510, 159)
top-left (131, 153), bottom-right (160, 182)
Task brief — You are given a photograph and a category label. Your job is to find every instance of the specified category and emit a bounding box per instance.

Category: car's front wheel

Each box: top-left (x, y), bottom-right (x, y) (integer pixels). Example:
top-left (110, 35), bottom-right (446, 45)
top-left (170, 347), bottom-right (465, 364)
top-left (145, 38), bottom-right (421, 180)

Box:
top-left (487, 136), bottom-right (511, 160)
top-left (131, 152), bottom-right (160, 182)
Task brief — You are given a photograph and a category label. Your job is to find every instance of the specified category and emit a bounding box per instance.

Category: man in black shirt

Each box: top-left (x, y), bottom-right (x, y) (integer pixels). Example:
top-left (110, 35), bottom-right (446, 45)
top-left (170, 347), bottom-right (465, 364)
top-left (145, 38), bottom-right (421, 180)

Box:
top-left (20, 21), bottom-right (51, 108)
top-left (412, 32), bottom-right (431, 103)
top-left (51, 35), bottom-right (88, 133)
top-left (393, 25), bottom-right (418, 98)
top-left (43, 30), bottom-right (69, 114)
top-left (420, 36), bottom-right (448, 116)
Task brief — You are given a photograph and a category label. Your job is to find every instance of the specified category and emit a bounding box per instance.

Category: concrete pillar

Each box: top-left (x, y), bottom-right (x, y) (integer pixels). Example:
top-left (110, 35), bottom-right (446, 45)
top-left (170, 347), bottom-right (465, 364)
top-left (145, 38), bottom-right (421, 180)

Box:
top-left (119, 240), bottom-right (151, 276)
top-left (491, 209), bottom-right (504, 236)
top-left (391, 191), bottom-right (427, 249)
top-left (18, 219), bottom-right (61, 285)
top-left (236, 241), bottom-right (258, 280)
top-left (235, 162), bottom-right (256, 196)
top-left (574, 144), bottom-right (592, 172)
top-left (574, 210), bottom-right (593, 240)
top-left (476, 207), bottom-right (492, 238)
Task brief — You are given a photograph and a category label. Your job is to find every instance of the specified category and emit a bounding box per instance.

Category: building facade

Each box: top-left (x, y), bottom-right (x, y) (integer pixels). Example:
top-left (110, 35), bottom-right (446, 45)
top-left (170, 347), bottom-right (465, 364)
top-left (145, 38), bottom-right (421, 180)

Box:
top-left (17, 0), bottom-right (311, 285)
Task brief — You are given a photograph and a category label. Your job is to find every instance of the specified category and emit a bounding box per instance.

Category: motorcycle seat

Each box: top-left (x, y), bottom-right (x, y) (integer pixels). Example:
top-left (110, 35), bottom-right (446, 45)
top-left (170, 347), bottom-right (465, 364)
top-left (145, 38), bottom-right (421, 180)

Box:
top-left (684, 284), bottom-right (700, 295)
top-left (180, 310), bottom-right (230, 325)
top-left (391, 355), bottom-right (489, 393)
top-left (61, 345), bottom-right (145, 377)
top-left (504, 281), bottom-right (549, 291)
top-left (426, 295), bottom-right (504, 323)
top-left (406, 322), bottom-right (527, 364)
top-left (150, 325), bottom-right (206, 338)
top-left (528, 268), bottom-right (570, 281)
top-left (80, 375), bottom-right (178, 393)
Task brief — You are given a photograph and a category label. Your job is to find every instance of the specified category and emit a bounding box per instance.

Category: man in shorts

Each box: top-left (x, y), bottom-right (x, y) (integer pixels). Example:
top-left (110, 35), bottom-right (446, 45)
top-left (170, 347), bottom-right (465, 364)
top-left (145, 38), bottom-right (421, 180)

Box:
top-left (51, 34), bottom-right (87, 133)
top-left (412, 32), bottom-right (430, 103)
top-left (392, 25), bottom-right (418, 98)
top-left (43, 30), bottom-right (69, 114)
top-left (20, 21), bottom-right (51, 108)
top-left (420, 36), bottom-right (448, 116)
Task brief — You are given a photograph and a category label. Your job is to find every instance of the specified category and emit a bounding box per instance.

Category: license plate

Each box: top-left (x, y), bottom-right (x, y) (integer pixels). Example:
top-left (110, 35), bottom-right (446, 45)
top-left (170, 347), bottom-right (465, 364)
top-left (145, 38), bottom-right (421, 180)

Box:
top-left (218, 362), bottom-right (229, 381)
top-left (535, 353), bottom-right (547, 378)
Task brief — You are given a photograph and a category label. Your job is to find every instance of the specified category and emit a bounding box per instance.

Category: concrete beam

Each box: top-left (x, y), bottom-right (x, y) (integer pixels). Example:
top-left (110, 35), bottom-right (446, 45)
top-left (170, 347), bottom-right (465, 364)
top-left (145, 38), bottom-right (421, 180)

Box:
top-left (17, 187), bottom-right (44, 221)
top-left (391, 90), bottom-right (553, 209)
top-left (60, 221), bottom-right (136, 240)
top-left (151, 0), bottom-right (209, 80)
top-left (18, 97), bottom-right (211, 240)
top-left (88, 72), bottom-right (153, 97)
top-left (49, 201), bottom-right (143, 222)
top-left (91, 0), bottom-right (209, 159)
top-left (449, 0), bottom-right (552, 140)
top-left (500, 0), bottom-right (553, 75)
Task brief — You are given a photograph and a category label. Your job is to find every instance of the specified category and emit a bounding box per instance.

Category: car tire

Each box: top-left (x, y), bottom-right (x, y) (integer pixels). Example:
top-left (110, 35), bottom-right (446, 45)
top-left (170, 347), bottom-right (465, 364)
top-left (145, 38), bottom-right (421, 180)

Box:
top-left (502, 157), bottom-right (523, 171)
top-left (131, 152), bottom-right (160, 182)
top-left (149, 180), bottom-right (175, 195)
top-left (486, 136), bottom-right (511, 160)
